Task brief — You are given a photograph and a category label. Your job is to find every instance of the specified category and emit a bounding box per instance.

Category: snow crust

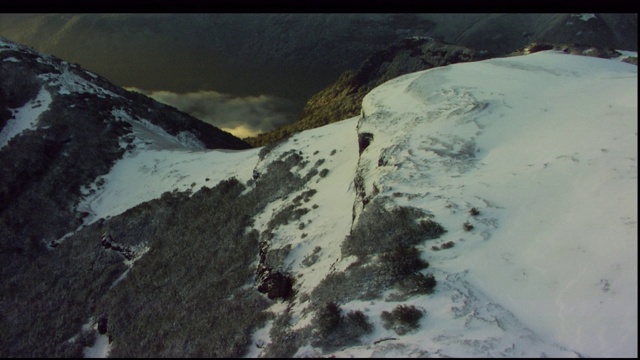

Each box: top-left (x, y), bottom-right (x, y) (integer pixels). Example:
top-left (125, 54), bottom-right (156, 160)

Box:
top-left (354, 50), bottom-right (637, 357)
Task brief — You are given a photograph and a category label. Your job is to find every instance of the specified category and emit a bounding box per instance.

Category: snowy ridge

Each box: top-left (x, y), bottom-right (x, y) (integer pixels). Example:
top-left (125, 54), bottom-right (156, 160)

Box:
top-left (348, 50), bottom-right (637, 357)
top-left (3, 36), bottom-right (634, 357)
top-left (76, 51), bottom-right (636, 358)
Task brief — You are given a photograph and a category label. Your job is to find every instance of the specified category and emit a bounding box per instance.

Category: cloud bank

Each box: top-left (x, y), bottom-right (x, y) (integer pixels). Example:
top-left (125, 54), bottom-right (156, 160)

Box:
top-left (126, 88), bottom-right (298, 138)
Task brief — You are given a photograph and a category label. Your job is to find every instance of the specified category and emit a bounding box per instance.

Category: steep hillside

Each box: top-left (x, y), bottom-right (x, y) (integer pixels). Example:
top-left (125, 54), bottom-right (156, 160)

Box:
top-left (0, 37), bottom-right (248, 251)
top-left (0, 38), bottom-right (251, 357)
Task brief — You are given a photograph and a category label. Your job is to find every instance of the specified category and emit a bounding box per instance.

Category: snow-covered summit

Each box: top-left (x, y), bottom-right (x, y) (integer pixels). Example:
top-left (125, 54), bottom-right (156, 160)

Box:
top-left (346, 50), bottom-right (637, 357)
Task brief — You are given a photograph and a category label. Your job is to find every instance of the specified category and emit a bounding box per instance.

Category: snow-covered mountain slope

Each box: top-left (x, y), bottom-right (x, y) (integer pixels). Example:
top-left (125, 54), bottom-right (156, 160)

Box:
top-left (1, 36), bottom-right (636, 358)
top-left (73, 51), bottom-right (637, 358)
top-left (347, 50), bottom-right (637, 357)
top-left (0, 36), bottom-right (249, 250)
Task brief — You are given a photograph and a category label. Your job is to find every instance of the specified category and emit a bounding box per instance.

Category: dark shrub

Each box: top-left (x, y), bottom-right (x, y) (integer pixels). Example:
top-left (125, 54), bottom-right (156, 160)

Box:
top-left (469, 207), bottom-right (480, 216)
top-left (419, 219), bottom-right (446, 239)
top-left (358, 132), bottom-right (374, 154)
top-left (379, 245), bottom-right (429, 280)
top-left (257, 271), bottom-right (294, 301)
top-left (311, 302), bottom-right (373, 350)
top-left (315, 301), bottom-right (342, 337)
top-left (463, 221), bottom-right (474, 231)
top-left (441, 241), bottom-right (455, 249)
top-left (394, 273), bottom-right (436, 296)
top-left (380, 305), bottom-right (424, 335)
top-left (346, 310), bottom-right (373, 333)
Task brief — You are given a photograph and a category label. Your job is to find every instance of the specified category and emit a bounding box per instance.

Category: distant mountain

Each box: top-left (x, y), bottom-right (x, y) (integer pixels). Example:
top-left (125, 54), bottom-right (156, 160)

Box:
top-left (0, 14), bottom-right (635, 120)
top-left (0, 37), bottom-right (636, 358)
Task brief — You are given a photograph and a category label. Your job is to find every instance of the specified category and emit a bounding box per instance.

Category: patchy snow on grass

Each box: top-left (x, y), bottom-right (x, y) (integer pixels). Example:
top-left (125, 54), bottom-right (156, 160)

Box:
top-left (77, 146), bottom-right (260, 225)
top-left (0, 85), bottom-right (52, 149)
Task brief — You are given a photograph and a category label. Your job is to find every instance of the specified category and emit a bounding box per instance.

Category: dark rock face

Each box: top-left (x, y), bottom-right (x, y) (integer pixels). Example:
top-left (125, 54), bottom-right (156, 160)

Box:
top-left (257, 270), bottom-right (294, 300)
top-left (358, 132), bottom-right (374, 155)
top-left (97, 316), bottom-right (108, 335)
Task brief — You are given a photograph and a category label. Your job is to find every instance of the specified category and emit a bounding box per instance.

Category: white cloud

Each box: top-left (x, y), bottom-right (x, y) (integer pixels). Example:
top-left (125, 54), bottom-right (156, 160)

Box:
top-left (126, 88), bottom-right (297, 138)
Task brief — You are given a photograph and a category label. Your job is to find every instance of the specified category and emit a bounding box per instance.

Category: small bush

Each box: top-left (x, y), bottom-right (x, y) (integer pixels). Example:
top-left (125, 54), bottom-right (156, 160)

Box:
top-left (419, 219), bottom-right (446, 239)
top-left (311, 302), bottom-right (373, 350)
top-left (463, 221), bottom-right (474, 231)
top-left (469, 207), bottom-right (480, 216)
top-left (441, 241), bottom-right (454, 249)
top-left (315, 301), bottom-right (342, 337)
top-left (263, 311), bottom-right (302, 358)
top-left (379, 245), bottom-right (429, 281)
top-left (380, 305), bottom-right (424, 335)
top-left (346, 310), bottom-right (373, 334)
top-left (394, 273), bottom-right (436, 296)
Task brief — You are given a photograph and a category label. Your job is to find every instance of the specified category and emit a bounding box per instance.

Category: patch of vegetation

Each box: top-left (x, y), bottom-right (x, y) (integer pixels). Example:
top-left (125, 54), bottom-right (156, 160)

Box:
top-left (380, 305), bottom-right (425, 335)
top-left (301, 246), bottom-right (322, 267)
top-left (379, 244), bottom-right (429, 281)
top-left (1, 137), bottom-right (311, 357)
top-left (310, 302), bottom-right (373, 350)
top-left (263, 310), bottom-right (308, 358)
top-left (388, 273), bottom-right (437, 301)
top-left (469, 207), bottom-right (480, 216)
top-left (441, 241), bottom-right (455, 249)
top-left (310, 197), bottom-right (445, 305)
top-left (342, 197), bottom-right (445, 258)
top-left (463, 221), bottom-right (474, 231)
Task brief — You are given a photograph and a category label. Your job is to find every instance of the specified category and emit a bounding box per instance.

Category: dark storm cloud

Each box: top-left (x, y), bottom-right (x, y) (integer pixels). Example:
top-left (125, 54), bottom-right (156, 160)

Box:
top-left (126, 88), bottom-right (298, 138)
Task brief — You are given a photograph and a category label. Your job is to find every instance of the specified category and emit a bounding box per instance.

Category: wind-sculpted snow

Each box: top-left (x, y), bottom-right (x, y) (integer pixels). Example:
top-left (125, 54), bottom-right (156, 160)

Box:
top-left (354, 50), bottom-right (637, 357)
